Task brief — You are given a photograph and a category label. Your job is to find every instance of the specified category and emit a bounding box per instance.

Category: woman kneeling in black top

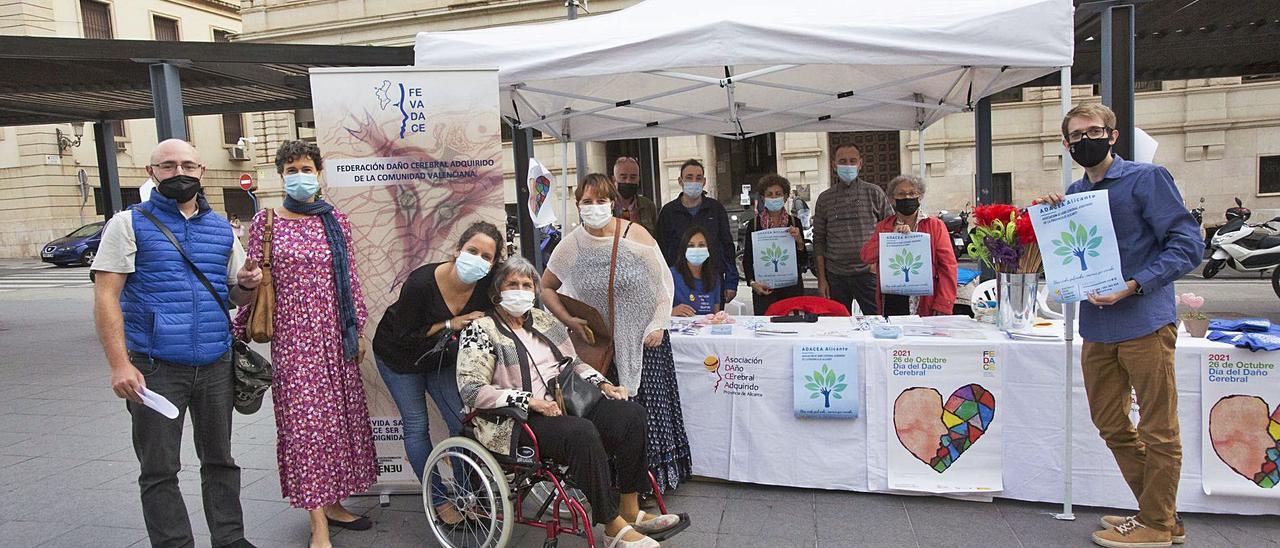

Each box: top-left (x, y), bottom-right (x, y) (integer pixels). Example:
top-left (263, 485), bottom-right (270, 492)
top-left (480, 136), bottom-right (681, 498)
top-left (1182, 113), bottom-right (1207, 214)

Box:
top-left (371, 221), bottom-right (503, 525)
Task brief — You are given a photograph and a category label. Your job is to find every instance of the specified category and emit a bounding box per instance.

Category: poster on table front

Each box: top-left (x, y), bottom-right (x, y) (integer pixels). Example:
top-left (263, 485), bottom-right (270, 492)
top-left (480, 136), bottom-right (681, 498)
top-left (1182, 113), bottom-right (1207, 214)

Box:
top-left (1201, 349), bottom-right (1280, 497)
top-left (1027, 190), bottom-right (1125, 303)
top-left (751, 228), bottom-right (799, 289)
top-left (878, 232), bottom-right (934, 296)
top-left (310, 67), bottom-right (504, 491)
top-left (793, 343), bottom-right (858, 418)
top-left (887, 343), bottom-right (1003, 493)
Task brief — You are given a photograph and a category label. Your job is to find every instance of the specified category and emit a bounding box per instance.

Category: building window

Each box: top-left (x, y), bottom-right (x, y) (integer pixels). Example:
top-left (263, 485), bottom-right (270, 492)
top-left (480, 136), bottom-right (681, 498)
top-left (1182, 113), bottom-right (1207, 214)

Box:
top-left (1261, 155), bottom-right (1280, 195)
top-left (80, 0), bottom-right (112, 39)
top-left (978, 172), bottom-right (1013, 205)
top-left (212, 29), bottom-right (234, 43)
top-left (501, 123), bottom-right (543, 143)
top-left (94, 187), bottom-right (142, 215)
top-left (222, 113), bottom-right (243, 145)
top-left (113, 120), bottom-right (126, 138)
top-left (987, 87), bottom-right (1022, 104)
top-left (153, 15), bottom-right (180, 41)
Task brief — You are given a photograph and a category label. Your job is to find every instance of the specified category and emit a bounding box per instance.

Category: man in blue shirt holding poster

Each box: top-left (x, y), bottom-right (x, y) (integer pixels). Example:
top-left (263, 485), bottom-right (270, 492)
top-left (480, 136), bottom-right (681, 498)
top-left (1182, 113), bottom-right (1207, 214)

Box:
top-left (1039, 103), bottom-right (1202, 548)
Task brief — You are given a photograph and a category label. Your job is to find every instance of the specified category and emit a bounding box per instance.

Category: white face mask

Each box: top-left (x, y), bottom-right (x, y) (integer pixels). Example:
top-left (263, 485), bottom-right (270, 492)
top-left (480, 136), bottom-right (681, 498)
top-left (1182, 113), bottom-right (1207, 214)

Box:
top-left (500, 290), bottom-right (536, 317)
top-left (579, 203), bottom-right (613, 229)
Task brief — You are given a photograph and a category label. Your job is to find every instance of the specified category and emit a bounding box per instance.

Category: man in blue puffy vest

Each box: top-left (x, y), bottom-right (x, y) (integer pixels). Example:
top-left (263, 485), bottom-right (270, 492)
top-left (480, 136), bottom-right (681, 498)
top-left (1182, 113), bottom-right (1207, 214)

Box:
top-left (93, 139), bottom-right (262, 548)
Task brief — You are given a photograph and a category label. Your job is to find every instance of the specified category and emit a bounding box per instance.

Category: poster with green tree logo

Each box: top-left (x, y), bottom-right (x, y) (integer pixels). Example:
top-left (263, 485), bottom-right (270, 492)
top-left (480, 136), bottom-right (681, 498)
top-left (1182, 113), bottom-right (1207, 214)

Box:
top-left (878, 232), bottom-right (934, 296)
top-left (751, 227), bottom-right (799, 288)
top-left (1027, 190), bottom-right (1125, 302)
top-left (794, 344), bottom-right (858, 418)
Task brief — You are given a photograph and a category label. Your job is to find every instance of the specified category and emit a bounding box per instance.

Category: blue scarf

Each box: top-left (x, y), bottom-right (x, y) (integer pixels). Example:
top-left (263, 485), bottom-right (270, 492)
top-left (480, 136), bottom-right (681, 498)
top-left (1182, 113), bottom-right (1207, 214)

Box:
top-left (284, 195), bottom-right (359, 360)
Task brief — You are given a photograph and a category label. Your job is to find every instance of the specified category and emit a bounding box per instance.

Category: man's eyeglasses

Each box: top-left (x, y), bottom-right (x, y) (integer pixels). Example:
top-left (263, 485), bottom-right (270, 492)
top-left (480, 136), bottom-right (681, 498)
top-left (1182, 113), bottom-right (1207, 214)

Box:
top-left (1067, 126), bottom-right (1112, 143)
top-left (149, 162), bottom-right (204, 174)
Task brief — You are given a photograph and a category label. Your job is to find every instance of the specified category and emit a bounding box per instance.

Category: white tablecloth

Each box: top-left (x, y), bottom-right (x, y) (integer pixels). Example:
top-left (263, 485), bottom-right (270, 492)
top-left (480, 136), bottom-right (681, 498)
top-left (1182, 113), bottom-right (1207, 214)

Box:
top-left (670, 317), bottom-right (1279, 515)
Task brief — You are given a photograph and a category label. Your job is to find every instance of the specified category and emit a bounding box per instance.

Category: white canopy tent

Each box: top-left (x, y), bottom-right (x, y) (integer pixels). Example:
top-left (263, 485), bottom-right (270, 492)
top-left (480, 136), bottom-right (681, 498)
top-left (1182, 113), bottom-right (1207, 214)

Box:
top-left (414, 0), bottom-right (1085, 520)
top-left (414, 0), bottom-right (1073, 141)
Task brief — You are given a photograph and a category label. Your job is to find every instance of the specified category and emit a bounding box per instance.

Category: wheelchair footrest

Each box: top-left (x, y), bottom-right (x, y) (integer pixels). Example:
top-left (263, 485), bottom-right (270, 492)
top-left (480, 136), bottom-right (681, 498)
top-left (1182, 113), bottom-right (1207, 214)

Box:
top-left (644, 513), bottom-right (692, 542)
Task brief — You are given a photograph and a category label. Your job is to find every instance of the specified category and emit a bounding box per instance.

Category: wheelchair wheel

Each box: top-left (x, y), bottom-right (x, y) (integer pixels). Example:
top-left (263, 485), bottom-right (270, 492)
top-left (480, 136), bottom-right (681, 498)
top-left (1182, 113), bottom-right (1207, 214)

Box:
top-left (424, 436), bottom-right (514, 548)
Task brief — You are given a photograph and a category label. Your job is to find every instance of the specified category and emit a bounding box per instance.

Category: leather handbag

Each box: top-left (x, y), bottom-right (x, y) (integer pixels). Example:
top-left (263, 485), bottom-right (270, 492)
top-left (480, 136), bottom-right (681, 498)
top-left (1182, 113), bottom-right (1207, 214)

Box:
top-left (553, 357), bottom-right (602, 417)
top-left (559, 219), bottom-right (621, 376)
top-left (245, 209), bottom-right (275, 343)
top-left (135, 209), bottom-right (273, 415)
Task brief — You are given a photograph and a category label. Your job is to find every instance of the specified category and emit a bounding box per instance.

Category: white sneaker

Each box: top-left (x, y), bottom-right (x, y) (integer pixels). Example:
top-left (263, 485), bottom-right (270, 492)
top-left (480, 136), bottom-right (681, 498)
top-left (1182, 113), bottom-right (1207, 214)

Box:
top-left (632, 510), bottom-right (680, 535)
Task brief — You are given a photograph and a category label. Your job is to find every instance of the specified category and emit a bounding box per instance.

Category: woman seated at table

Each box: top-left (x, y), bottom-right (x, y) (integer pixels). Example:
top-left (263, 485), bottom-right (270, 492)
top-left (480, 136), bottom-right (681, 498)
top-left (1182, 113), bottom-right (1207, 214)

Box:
top-left (860, 174), bottom-right (957, 316)
top-left (456, 257), bottom-right (681, 548)
top-left (670, 226), bottom-right (722, 317)
top-left (742, 174), bottom-right (808, 315)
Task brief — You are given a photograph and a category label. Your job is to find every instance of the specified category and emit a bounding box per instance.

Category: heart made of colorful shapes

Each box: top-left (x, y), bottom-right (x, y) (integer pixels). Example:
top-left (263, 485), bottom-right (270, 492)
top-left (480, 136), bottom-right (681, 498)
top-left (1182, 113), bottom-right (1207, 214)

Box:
top-left (894, 383), bottom-right (996, 473)
top-left (1208, 395), bottom-right (1280, 488)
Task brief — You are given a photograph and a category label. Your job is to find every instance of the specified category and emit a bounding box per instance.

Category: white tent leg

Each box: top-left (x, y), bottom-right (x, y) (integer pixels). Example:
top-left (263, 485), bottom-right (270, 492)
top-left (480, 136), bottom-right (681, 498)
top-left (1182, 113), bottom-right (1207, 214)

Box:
top-left (917, 129), bottom-right (925, 178)
top-left (562, 140), bottom-right (570, 225)
top-left (1055, 65), bottom-right (1077, 522)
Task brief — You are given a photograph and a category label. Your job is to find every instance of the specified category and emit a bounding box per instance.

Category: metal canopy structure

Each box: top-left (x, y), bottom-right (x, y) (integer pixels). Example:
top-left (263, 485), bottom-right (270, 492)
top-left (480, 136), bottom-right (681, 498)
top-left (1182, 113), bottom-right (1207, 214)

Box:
top-left (1070, 0), bottom-right (1280, 83)
top-left (0, 36), bottom-right (414, 127)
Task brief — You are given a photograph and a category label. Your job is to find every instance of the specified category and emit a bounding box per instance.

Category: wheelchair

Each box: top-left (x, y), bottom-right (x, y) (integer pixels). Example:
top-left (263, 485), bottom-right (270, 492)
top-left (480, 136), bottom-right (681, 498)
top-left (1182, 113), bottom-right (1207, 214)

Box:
top-left (423, 407), bottom-right (690, 548)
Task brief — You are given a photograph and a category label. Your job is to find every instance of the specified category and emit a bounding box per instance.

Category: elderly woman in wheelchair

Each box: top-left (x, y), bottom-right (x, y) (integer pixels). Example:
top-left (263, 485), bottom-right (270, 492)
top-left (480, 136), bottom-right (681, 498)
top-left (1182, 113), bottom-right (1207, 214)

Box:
top-left (425, 257), bottom-right (685, 548)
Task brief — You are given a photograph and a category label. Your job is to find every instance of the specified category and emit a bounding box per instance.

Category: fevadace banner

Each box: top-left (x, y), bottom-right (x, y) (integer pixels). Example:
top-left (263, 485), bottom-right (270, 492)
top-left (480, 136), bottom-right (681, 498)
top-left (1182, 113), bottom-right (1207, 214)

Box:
top-left (309, 67), bottom-right (503, 492)
top-left (886, 343), bottom-right (1003, 493)
top-left (1201, 348), bottom-right (1280, 497)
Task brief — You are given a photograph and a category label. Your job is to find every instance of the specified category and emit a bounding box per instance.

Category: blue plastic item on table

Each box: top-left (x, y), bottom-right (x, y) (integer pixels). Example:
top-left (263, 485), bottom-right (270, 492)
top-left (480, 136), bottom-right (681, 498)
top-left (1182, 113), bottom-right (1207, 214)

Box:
top-left (1208, 318), bottom-right (1271, 333)
top-left (871, 324), bottom-right (902, 339)
top-left (957, 268), bottom-right (981, 286)
top-left (1207, 325), bottom-right (1280, 352)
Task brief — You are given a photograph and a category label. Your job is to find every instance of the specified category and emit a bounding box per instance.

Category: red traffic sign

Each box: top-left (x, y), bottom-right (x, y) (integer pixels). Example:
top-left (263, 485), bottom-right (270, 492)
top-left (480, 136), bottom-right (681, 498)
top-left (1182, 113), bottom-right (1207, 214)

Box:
top-left (239, 173), bottom-right (254, 191)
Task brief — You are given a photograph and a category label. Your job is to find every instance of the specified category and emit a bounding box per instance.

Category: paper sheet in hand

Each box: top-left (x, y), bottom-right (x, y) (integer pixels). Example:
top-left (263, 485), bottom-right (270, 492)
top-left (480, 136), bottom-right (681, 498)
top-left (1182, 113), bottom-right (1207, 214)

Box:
top-left (1027, 190), bottom-right (1126, 303)
top-left (879, 232), bottom-right (933, 296)
top-left (751, 228), bottom-right (799, 288)
top-left (139, 387), bottom-right (179, 419)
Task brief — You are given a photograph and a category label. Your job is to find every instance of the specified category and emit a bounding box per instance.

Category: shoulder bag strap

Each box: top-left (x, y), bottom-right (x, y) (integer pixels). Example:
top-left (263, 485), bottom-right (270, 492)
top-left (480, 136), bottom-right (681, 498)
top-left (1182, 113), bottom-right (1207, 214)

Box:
top-left (134, 208), bottom-right (232, 328)
top-left (608, 219), bottom-right (622, 333)
top-left (488, 311), bottom-right (534, 392)
top-left (261, 209), bottom-right (274, 268)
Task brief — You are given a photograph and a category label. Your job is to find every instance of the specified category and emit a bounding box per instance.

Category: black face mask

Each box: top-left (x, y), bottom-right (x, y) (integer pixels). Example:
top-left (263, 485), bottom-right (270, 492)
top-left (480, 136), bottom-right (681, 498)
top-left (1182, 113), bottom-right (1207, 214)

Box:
top-left (1069, 136), bottom-right (1112, 168)
top-left (617, 183), bottom-right (639, 200)
top-left (894, 197), bottom-right (921, 216)
top-left (156, 174), bottom-right (202, 203)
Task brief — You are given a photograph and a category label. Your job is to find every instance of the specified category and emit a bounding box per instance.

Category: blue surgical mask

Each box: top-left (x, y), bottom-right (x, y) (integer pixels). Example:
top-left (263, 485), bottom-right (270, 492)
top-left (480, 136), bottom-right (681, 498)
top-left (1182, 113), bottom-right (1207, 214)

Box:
top-left (682, 182), bottom-right (703, 198)
top-left (764, 197), bottom-right (786, 212)
top-left (454, 251), bottom-right (491, 284)
top-left (283, 173), bottom-right (320, 201)
top-left (685, 247), bottom-right (710, 266)
top-left (835, 165), bottom-right (859, 183)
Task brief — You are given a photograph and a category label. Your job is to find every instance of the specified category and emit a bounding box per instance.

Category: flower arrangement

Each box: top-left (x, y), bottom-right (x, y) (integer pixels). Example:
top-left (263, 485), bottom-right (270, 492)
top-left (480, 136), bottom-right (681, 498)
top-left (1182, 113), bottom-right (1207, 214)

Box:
top-left (967, 204), bottom-right (1043, 273)
top-left (1176, 293), bottom-right (1207, 320)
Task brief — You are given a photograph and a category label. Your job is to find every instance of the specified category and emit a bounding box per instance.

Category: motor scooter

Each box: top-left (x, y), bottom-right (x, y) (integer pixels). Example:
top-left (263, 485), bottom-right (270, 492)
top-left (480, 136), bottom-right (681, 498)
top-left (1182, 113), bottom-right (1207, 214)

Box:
top-left (937, 204), bottom-right (971, 259)
top-left (1203, 198), bottom-right (1280, 299)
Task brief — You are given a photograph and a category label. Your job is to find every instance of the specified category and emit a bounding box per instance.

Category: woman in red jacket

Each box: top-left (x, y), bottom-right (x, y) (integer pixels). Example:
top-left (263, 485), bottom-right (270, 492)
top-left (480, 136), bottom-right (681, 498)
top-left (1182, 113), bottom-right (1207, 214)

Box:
top-left (860, 174), bottom-right (958, 316)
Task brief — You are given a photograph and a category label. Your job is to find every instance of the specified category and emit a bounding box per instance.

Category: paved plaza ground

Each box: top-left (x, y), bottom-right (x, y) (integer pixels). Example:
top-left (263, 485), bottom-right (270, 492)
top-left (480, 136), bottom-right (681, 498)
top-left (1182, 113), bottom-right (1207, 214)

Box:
top-left (1, 260), bottom-right (1277, 547)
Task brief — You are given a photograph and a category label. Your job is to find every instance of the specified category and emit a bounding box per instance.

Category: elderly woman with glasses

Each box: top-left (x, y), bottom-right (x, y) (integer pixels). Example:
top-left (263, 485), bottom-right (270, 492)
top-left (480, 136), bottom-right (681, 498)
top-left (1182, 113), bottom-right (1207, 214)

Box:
top-left (456, 257), bottom-right (681, 548)
top-left (860, 174), bottom-right (958, 317)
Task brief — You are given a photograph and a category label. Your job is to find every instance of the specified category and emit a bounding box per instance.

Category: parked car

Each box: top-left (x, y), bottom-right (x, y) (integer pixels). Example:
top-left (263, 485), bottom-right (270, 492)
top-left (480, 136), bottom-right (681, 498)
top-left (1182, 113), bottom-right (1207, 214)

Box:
top-left (40, 221), bottom-right (104, 267)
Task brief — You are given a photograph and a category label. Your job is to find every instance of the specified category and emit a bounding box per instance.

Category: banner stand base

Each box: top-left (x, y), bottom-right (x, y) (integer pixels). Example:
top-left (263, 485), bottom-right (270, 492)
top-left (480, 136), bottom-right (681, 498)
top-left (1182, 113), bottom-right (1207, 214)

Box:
top-left (380, 494), bottom-right (391, 507)
top-left (1053, 512), bottom-right (1077, 521)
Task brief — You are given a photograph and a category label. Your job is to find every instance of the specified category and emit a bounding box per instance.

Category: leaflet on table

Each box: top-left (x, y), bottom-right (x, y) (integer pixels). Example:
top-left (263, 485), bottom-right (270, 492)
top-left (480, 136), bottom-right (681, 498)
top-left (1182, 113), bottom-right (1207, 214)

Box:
top-left (1027, 190), bottom-right (1126, 303)
top-left (793, 343), bottom-right (858, 419)
top-left (751, 228), bottom-right (799, 289)
top-left (1200, 349), bottom-right (1280, 497)
top-left (878, 232), bottom-right (934, 296)
top-left (887, 344), bottom-right (1003, 493)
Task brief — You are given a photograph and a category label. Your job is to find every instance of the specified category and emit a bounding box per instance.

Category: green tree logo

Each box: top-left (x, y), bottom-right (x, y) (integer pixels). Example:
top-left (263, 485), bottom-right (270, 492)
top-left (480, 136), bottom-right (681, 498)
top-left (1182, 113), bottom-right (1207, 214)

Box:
top-left (1052, 220), bottom-right (1102, 271)
top-left (762, 244), bottom-right (790, 273)
top-left (888, 249), bottom-right (924, 283)
top-left (804, 365), bottom-right (848, 408)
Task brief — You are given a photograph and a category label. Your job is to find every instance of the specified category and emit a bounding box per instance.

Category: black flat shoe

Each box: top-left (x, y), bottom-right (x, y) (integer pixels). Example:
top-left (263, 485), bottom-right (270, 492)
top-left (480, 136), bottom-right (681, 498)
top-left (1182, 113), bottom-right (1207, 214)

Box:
top-left (327, 515), bottom-right (373, 531)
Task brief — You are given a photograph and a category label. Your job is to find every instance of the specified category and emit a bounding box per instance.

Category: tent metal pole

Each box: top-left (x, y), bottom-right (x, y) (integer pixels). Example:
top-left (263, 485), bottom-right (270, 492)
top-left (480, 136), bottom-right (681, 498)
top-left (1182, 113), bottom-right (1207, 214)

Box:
top-left (562, 140), bottom-right (570, 226)
top-left (1055, 65), bottom-right (1077, 522)
top-left (567, 0), bottom-right (589, 201)
top-left (917, 130), bottom-right (925, 179)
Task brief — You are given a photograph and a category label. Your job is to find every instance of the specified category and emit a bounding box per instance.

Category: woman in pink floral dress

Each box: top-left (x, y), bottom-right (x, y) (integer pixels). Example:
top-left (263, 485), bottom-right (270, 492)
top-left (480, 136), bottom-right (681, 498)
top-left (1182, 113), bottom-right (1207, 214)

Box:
top-left (236, 141), bottom-right (376, 548)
